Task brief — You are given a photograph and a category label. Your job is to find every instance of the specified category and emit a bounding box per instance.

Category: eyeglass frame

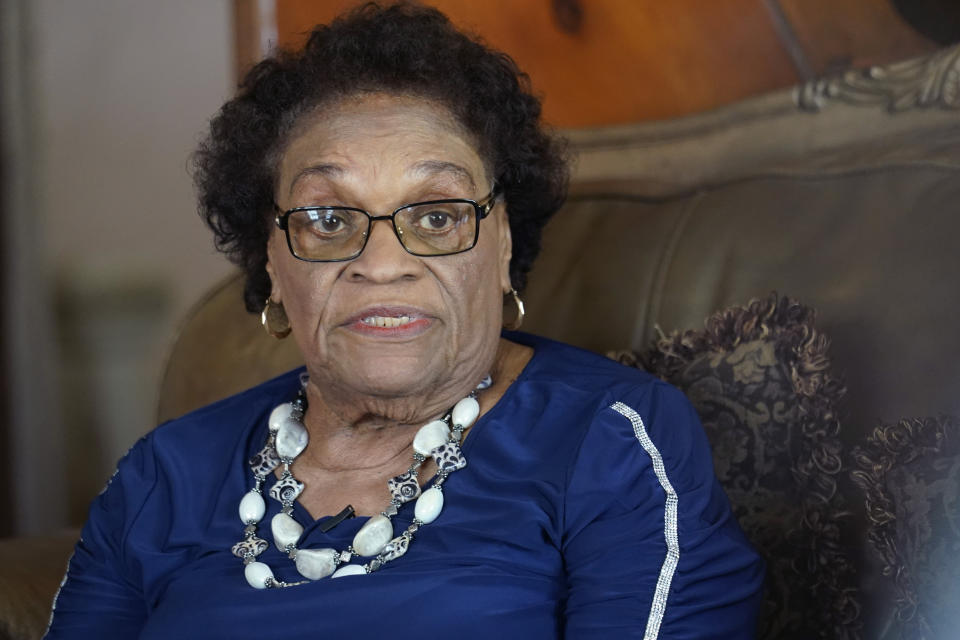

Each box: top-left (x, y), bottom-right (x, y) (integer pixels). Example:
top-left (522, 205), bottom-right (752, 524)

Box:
top-left (272, 185), bottom-right (501, 263)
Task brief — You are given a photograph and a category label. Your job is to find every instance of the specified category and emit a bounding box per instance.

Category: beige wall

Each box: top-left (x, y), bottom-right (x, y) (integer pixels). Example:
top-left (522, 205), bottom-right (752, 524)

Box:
top-left (5, 0), bottom-right (237, 533)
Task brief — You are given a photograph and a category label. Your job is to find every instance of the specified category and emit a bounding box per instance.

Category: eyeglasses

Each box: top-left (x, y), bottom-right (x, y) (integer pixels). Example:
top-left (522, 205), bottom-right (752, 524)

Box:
top-left (274, 186), bottom-right (500, 262)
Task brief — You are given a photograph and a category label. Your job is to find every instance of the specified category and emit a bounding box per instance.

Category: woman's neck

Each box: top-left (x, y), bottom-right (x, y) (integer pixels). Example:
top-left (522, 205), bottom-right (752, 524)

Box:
top-left (295, 338), bottom-right (532, 473)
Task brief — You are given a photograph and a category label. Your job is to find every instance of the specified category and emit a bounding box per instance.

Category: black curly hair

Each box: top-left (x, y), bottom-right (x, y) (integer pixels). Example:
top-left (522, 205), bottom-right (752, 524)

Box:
top-left (194, 2), bottom-right (569, 313)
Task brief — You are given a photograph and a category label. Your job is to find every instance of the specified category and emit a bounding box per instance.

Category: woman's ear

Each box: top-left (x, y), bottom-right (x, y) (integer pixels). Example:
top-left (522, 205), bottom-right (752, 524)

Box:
top-left (265, 234), bottom-right (283, 304)
top-left (497, 206), bottom-right (513, 292)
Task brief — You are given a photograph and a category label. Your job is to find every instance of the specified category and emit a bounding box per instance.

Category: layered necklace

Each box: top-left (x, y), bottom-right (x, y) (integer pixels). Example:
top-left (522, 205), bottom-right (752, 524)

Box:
top-left (232, 374), bottom-right (491, 588)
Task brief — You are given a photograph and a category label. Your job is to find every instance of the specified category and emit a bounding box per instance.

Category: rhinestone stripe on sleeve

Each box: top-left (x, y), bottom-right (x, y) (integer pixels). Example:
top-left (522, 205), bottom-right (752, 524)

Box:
top-left (609, 401), bottom-right (679, 640)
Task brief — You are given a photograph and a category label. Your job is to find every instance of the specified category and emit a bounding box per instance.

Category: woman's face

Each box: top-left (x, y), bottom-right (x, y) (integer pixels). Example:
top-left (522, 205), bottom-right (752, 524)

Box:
top-left (266, 93), bottom-right (512, 405)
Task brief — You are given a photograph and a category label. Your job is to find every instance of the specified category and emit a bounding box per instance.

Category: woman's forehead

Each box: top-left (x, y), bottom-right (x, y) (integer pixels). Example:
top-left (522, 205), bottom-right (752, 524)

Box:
top-left (277, 94), bottom-right (489, 195)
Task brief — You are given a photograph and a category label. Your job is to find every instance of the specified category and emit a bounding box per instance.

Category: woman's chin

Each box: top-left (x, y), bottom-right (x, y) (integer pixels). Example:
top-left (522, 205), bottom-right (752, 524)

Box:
top-left (326, 354), bottom-right (447, 399)
top-left (311, 326), bottom-right (490, 405)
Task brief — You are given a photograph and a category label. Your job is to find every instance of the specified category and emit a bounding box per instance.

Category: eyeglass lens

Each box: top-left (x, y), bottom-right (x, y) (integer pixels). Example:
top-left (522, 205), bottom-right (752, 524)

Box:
top-left (286, 201), bottom-right (479, 261)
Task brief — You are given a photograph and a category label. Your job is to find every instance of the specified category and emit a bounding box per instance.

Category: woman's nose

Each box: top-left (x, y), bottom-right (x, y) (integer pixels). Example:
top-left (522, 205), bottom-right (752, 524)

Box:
top-left (344, 218), bottom-right (423, 282)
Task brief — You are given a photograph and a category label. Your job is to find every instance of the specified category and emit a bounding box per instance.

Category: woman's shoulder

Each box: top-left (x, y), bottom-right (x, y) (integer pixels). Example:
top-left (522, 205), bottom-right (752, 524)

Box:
top-left (508, 331), bottom-right (661, 397)
top-left (497, 332), bottom-right (695, 446)
top-left (89, 368), bottom-right (306, 536)
top-left (504, 332), bottom-right (704, 471)
top-left (146, 367), bottom-right (306, 458)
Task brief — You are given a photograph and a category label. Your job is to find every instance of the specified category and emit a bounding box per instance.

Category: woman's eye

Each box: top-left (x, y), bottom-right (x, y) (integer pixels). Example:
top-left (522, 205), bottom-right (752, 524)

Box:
top-left (319, 214), bottom-right (343, 232)
top-left (417, 210), bottom-right (455, 231)
top-left (308, 211), bottom-right (348, 234)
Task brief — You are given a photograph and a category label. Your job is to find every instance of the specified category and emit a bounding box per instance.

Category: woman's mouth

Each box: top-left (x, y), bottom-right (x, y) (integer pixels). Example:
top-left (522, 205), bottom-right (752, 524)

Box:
top-left (360, 315), bottom-right (415, 328)
top-left (346, 307), bottom-right (434, 337)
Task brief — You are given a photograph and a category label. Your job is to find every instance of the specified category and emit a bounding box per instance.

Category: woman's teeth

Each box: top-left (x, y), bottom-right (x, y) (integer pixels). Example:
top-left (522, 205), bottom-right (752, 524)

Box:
top-left (361, 315), bottom-right (413, 328)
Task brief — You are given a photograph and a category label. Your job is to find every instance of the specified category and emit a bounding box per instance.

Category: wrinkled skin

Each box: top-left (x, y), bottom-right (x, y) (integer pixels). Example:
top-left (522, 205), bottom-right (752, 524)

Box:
top-left (265, 93), bottom-right (531, 516)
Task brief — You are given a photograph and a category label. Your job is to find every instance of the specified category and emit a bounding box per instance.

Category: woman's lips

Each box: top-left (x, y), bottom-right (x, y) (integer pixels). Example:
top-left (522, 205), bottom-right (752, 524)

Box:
top-left (344, 306), bottom-right (434, 337)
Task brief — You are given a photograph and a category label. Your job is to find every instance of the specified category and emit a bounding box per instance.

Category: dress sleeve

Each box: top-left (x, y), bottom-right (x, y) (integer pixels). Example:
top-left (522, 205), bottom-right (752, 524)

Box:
top-left (562, 382), bottom-right (764, 639)
top-left (43, 436), bottom-right (156, 639)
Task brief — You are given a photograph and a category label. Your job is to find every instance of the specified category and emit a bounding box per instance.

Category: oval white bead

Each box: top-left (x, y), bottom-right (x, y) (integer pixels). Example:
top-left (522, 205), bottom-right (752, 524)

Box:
top-left (351, 514), bottom-right (393, 557)
top-left (413, 420), bottom-right (450, 456)
top-left (244, 561), bottom-right (274, 589)
top-left (271, 512), bottom-right (304, 551)
top-left (294, 548), bottom-right (337, 580)
top-left (414, 487), bottom-right (444, 524)
top-left (382, 535), bottom-right (410, 562)
top-left (275, 417), bottom-right (309, 459)
top-left (268, 403), bottom-right (293, 432)
top-left (331, 564), bottom-right (366, 579)
top-left (238, 490), bottom-right (266, 524)
top-left (451, 397), bottom-right (480, 429)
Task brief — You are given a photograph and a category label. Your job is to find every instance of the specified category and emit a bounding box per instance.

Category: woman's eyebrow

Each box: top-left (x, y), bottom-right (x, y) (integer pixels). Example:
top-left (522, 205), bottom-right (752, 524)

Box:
top-left (410, 160), bottom-right (477, 191)
top-left (288, 164), bottom-right (343, 196)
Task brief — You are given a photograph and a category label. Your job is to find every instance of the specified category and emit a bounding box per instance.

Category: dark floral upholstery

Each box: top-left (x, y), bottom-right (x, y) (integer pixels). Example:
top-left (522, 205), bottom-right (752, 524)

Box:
top-left (851, 415), bottom-right (960, 640)
top-left (611, 294), bottom-right (860, 639)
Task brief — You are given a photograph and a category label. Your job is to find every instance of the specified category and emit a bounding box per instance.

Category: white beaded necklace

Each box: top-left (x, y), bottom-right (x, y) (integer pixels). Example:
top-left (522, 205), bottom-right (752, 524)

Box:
top-left (233, 374), bottom-right (491, 588)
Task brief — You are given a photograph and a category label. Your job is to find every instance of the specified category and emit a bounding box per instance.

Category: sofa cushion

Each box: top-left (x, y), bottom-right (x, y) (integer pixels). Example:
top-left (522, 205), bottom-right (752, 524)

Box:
top-left (851, 415), bottom-right (960, 640)
top-left (611, 293), bottom-right (859, 639)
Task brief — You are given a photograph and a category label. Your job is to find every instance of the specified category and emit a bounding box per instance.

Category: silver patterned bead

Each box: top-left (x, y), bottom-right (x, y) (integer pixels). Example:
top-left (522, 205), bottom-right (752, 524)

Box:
top-left (232, 536), bottom-right (268, 559)
top-left (387, 471), bottom-right (421, 504)
top-left (430, 442), bottom-right (467, 473)
top-left (269, 476), bottom-right (305, 504)
top-left (248, 444), bottom-right (281, 478)
top-left (381, 535), bottom-right (410, 562)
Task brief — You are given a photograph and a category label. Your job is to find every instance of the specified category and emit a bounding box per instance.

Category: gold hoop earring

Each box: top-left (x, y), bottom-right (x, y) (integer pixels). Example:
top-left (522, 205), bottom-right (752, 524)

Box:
top-left (261, 298), bottom-right (291, 339)
top-left (503, 288), bottom-right (525, 330)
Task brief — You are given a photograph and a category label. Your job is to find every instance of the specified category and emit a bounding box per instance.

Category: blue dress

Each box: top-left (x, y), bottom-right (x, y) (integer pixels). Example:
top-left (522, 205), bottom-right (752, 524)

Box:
top-left (45, 333), bottom-right (763, 639)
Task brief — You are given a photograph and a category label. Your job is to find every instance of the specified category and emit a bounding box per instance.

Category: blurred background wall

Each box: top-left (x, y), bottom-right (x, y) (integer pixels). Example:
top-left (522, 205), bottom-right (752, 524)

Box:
top-left (0, 0), bottom-right (950, 535)
top-left (2, 0), bottom-right (236, 534)
top-left (262, 0), bottom-right (940, 127)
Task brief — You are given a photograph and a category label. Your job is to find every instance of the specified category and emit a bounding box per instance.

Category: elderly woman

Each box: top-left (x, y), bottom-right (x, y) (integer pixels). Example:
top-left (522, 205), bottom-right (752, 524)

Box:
top-left (45, 4), bottom-right (763, 638)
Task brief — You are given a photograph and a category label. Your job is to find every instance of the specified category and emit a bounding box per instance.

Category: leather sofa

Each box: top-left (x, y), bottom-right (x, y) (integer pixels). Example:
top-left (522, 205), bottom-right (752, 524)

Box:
top-left (3, 44), bottom-right (958, 640)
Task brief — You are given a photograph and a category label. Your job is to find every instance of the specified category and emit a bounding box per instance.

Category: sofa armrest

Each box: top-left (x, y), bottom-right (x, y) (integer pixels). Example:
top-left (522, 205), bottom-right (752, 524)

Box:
top-left (0, 534), bottom-right (77, 640)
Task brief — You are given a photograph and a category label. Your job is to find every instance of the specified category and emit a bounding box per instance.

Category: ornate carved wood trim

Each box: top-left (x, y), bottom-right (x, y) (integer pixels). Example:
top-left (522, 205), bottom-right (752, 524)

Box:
top-left (796, 45), bottom-right (960, 112)
top-left (565, 44), bottom-right (960, 198)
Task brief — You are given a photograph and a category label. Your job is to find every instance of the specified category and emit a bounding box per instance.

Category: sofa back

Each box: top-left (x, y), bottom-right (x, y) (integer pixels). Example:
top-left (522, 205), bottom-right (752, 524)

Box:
top-left (524, 45), bottom-right (960, 442)
top-left (160, 46), bottom-right (960, 449)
